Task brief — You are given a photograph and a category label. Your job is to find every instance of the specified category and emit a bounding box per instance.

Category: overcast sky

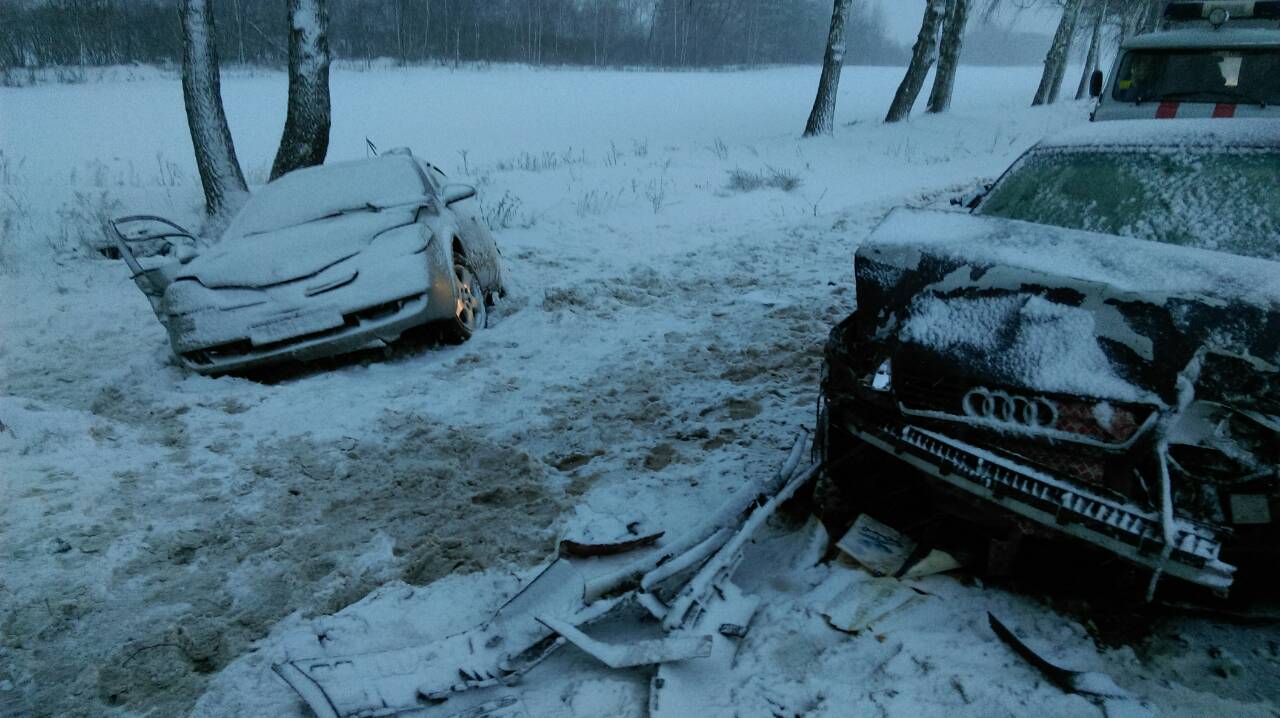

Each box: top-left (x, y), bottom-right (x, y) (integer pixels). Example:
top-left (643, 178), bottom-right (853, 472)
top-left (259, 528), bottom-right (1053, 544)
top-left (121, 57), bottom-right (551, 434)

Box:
top-left (868, 0), bottom-right (1059, 44)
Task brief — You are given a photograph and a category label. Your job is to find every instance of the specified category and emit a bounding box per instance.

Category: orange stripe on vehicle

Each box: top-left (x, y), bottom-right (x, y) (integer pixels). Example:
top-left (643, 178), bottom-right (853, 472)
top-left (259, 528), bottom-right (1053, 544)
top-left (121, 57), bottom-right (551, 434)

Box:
top-left (1213, 103), bottom-right (1237, 118)
top-left (1156, 102), bottom-right (1180, 119)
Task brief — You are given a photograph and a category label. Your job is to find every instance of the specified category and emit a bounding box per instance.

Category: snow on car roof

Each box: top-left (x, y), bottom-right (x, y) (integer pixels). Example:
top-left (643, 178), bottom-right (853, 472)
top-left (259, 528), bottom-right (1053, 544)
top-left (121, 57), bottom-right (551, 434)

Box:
top-left (1036, 118), bottom-right (1280, 151)
top-left (863, 208), bottom-right (1280, 310)
top-left (1123, 28), bottom-right (1280, 49)
top-left (223, 155), bottom-right (429, 240)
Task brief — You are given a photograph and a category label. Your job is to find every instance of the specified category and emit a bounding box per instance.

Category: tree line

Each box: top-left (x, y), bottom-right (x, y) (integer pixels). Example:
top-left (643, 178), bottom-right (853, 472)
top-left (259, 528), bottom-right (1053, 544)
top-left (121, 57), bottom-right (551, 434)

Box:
top-left (0, 0), bottom-right (909, 71)
top-left (804, 0), bottom-right (1163, 135)
top-left (24, 0), bottom-right (1166, 223)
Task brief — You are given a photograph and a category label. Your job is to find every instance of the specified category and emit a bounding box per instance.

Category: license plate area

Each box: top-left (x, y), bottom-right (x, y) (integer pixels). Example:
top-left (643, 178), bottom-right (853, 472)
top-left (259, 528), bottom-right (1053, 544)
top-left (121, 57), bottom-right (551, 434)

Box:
top-left (249, 308), bottom-right (345, 346)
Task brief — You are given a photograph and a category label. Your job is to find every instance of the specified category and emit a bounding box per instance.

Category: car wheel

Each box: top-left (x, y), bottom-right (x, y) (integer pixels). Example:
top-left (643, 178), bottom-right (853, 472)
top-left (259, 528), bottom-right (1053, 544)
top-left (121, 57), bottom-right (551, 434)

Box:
top-left (445, 259), bottom-right (486, 343)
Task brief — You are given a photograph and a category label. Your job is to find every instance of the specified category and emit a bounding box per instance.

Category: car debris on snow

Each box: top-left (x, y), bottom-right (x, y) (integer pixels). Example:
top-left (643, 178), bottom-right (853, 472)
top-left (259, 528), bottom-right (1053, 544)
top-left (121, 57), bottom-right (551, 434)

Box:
top-left (820, 576), bottom-right (928, 635)
top-left (273, 435), bottom-right (818, 717)
top-left (835, 514), bottom-right (918, 577)
top-left (533, 616), bottom-right (713, 669)
top-left (648, 579), bottom-right (763, 718)
top-left (988, 612), bottom-right (1158, 718)
top-left (835, 513), bottom-right (966, 581)
top-left (443, 695), bottom-right (531, 718)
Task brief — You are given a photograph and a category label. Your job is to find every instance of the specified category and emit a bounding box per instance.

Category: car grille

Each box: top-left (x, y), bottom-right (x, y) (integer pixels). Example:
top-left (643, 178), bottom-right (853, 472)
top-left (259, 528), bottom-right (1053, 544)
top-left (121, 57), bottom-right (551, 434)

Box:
top-left (893, 354), bottom-right (1153, 446)
top-left (995, 441), bottom-right (1108, 487)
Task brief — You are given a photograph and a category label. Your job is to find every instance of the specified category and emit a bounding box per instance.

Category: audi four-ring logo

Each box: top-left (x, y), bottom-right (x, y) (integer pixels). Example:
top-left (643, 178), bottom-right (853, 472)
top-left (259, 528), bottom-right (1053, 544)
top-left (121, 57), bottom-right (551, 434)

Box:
top-left (962, 388), bottom-right (1058, 429)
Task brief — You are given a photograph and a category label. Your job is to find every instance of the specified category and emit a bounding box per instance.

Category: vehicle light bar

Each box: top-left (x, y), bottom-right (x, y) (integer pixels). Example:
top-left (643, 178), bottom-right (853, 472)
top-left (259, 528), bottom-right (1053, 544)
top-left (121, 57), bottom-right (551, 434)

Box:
top-left (1165, 0), bottom-right (1280, 20)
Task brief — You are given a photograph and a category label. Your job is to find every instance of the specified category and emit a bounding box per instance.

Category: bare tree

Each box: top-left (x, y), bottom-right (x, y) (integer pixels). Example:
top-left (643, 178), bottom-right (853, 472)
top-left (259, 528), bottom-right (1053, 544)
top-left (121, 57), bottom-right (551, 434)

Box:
top-left (1075, 0), bottom-right (1107, 99)
top-left (885, 0), bottom-right (946, 123)
top-left (270, 0), bottom-right (331, 181)
top-left (1032, 0), bottom-right (1084, 106)
top-left (180, 0), bottom-right (248, 219)
top-left (1136, 0), bottom-right (1162, 32)
top-left (927, 0), bottom-right (970, 113)
top-left (804, 0), bottom-right (853, 137)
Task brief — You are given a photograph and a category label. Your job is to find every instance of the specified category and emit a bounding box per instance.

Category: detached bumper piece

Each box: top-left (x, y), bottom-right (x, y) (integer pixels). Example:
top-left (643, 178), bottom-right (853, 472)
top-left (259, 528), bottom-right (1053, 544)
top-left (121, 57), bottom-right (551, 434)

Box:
top-left (845, 418), bottom-right (1236, 591)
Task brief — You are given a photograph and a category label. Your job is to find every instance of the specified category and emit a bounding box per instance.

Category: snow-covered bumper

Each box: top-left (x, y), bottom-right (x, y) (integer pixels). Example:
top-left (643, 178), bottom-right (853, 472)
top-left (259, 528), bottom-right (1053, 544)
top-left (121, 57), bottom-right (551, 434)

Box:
top-left (160, 236), bottom-right (458, 374)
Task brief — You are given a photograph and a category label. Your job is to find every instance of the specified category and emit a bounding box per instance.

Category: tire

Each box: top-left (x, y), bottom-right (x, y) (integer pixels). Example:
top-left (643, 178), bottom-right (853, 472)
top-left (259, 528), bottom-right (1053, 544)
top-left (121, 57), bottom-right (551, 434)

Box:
top-left (444, 258), bottom-right (487, 344)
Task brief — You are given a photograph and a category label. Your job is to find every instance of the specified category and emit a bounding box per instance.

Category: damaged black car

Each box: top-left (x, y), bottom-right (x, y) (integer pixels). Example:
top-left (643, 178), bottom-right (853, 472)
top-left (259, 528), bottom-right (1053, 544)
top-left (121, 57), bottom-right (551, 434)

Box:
top-left (820, 119), bottom-right (1279, 598)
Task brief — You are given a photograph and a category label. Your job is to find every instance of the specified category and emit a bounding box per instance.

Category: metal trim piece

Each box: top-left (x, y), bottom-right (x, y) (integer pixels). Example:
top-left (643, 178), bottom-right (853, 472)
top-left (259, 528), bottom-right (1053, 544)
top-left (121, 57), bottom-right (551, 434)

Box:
top-left (841, 416), bottom-right (1236, 590)
top-left (897, 403), bottom-right (1160, 451)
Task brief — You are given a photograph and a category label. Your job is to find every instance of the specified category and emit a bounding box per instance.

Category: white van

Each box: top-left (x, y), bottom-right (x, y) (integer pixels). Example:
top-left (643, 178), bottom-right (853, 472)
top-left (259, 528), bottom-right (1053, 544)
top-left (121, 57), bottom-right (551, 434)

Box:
top-left (1090, 0), bottom-right (1280, 120)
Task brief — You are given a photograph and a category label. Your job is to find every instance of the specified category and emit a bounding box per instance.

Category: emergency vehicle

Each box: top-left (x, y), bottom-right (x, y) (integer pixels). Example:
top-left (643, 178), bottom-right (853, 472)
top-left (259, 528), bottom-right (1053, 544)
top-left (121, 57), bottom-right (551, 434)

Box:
top-left (1091, 0), bottom-right (1280, 120)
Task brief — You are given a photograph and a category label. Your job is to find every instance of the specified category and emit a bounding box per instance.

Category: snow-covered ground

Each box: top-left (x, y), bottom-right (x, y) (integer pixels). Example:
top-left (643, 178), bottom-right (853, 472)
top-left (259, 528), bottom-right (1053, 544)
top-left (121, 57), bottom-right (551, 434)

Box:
top-left (1, 64), bottom-right (1276, 717)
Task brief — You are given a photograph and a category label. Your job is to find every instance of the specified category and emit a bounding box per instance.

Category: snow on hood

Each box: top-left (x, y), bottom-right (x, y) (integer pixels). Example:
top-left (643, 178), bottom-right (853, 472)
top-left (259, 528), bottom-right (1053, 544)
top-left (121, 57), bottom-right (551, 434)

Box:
top-left (900, 293), bottom-right (1154, 402)
top-left (867, 207), bottom-right (1280, 310)
top-left (1038, 118), bottom-right (1280, 151)
top-left (861, 208), bottom-right (1280, 404)
top-left (178, 208), bottom-right (418, 288)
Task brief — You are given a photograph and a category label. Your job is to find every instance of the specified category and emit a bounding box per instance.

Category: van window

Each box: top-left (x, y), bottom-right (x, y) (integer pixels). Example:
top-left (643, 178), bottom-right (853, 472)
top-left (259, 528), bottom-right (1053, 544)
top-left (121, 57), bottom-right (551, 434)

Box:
top-left (1113, 49), bottom-right (1280, 105)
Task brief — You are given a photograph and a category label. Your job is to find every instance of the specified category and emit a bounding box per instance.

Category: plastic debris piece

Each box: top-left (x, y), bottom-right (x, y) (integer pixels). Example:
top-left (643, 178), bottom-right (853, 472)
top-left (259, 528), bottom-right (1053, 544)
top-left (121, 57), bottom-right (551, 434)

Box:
top-left (902, 547), bottom-right (965, 579)
top-left (445, 695), bottom-right (531, 717)
top-left (988, 612), bottom-right (1156, 717)
top-left (535, 616), bottom-right (713, 669)
top-left (836, 515), bottom-right (917, 577)
top-left (649, 580), bottom-right (761, 718)
top-left (559, 531), bottom-right (665, 557)
top-left (822, 576), bottom-right (923, 634)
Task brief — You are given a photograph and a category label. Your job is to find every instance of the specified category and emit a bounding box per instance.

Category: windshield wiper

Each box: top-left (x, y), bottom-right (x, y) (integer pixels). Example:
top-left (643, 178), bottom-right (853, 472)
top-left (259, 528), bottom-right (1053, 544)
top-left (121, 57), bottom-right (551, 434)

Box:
top-left (1145, 89), bottom-right (1269, 107)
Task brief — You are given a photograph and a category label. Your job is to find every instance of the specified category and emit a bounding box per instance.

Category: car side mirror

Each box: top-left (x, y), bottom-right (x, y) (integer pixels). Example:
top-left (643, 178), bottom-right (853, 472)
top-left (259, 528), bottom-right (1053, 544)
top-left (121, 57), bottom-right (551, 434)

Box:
top-left (443, 184), bottom-right (476, 206)
top-left (1089, 70), bottom-right (1104, 99)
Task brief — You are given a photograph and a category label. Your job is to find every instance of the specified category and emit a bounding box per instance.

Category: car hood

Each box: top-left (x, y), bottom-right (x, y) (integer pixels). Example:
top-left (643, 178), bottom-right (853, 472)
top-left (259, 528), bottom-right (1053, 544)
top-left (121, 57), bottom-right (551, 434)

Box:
top-left (854, 208), bottom-right (1280, 410)
top-left (177, 209), bottom-right (418, 288)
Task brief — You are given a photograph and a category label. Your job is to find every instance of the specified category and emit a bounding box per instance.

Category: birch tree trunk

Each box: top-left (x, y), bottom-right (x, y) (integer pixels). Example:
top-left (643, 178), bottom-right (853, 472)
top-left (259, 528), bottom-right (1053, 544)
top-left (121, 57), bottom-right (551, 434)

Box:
top-left (1075, 0), bottom-right (1105, 100)
top-left (926, 0), bottom-right (970, 114)
top-left (270, 0), bottom-right (331, 181)
top-left (1032, 0), bottom-right (1084, 106)
top-left (885, 0), bottom-right (946, 123)
top-left (1137, 0), bottom-right (1162, 33)
top-left (180, 0), bottom-right (247, 219)
top-left (803, 0), bottom-right (852, 137)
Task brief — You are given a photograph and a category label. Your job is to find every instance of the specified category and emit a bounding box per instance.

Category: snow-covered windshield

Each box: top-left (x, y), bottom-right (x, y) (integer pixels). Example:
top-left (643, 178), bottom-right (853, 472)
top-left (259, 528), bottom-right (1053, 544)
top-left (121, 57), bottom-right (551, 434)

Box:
top-left (223, 157), bottom-right (429, 239)
top-left (1112, 49), bottom-right (1280, 105)
top-left (978, 147), bottom-right (1280, 261)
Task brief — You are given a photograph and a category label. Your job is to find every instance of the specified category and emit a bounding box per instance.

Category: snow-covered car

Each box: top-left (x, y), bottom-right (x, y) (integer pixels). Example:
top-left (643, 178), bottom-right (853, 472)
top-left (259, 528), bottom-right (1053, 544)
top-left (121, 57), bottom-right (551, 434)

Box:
top-left (820, 119), bottom-right (1279, 596)
top-left (1090, 0), bottom-right (1280, 121)
top-left (112, 152), bottom-right (503, 374)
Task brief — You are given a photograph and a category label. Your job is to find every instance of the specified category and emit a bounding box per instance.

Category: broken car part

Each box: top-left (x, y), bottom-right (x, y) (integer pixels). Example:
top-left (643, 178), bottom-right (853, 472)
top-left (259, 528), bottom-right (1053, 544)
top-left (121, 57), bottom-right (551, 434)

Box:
top-left (274, 435), bottom-right (818, 717)
top-left (988, 612), bottom-right (1155, 718)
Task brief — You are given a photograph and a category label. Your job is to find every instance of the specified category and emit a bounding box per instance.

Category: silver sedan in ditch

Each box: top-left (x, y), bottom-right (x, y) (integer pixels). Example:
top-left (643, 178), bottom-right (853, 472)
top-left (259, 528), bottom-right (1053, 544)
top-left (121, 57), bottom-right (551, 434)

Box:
top-left (112, 151), bottom-right (503, 375)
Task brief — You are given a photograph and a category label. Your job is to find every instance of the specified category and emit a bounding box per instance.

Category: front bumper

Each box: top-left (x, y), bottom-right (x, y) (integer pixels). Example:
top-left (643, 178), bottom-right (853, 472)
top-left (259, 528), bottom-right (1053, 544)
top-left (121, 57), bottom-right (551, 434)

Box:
top-left (175, 290), bottom-right (455, 375)
top-left (830, 407), bottom-right (1236, 591)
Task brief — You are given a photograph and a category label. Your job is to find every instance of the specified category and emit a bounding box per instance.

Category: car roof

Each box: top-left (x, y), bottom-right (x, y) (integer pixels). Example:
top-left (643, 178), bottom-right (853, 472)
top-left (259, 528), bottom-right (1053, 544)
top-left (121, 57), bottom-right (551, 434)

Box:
top-left (1035, 118), bottom-right (1280, 152)
top-left (1123, 28), bottom-right (1280, 49)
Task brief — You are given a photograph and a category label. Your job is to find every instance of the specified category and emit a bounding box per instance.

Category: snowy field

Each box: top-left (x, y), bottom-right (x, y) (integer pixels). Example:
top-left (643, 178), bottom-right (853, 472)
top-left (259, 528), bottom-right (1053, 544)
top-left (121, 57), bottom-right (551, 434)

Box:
top-left (1, 64), bottom-right (1277, 717)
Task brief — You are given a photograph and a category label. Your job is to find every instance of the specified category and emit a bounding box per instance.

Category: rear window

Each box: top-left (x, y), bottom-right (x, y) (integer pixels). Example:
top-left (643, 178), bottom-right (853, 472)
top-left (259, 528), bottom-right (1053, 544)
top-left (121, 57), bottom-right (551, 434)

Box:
top-left (978, 146), bottom-right (1280, 261)
top-left (1112, 49), bottom-right (1280, 105)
